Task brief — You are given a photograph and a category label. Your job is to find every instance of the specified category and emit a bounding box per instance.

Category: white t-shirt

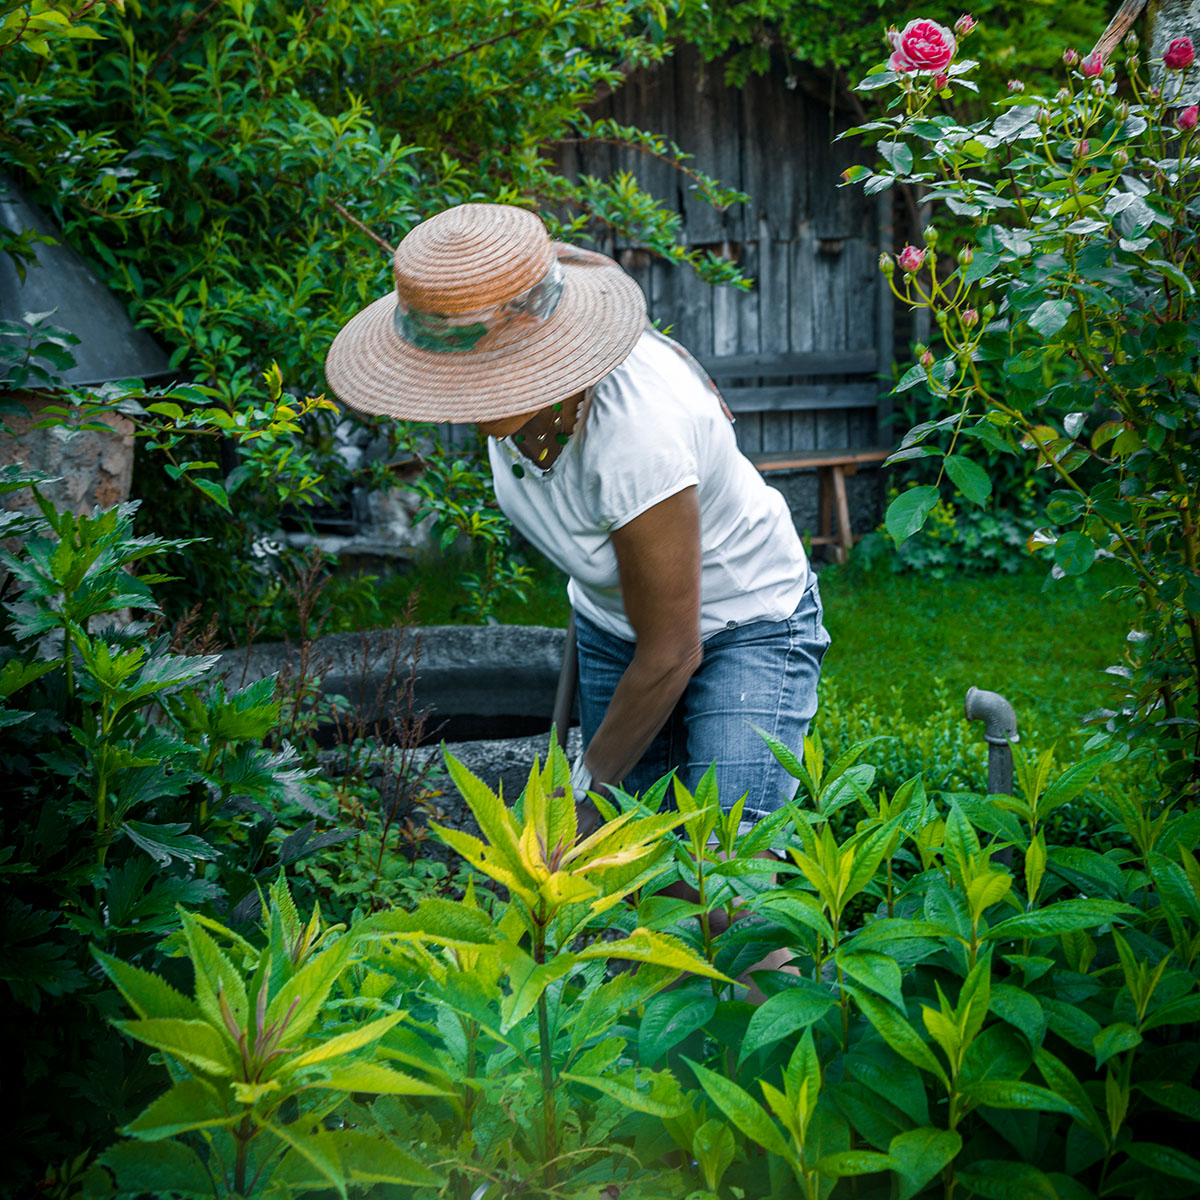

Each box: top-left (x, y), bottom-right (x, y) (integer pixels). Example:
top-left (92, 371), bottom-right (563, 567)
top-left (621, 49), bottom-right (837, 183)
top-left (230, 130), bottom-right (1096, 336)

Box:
top-left (488, 329), bottom-right (810, 642)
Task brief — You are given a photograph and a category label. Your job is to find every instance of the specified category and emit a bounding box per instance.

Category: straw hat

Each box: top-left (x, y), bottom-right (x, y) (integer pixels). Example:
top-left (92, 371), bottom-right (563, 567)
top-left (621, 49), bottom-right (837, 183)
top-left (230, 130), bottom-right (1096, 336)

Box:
top-left (325, 204), bottom-right (647, 423)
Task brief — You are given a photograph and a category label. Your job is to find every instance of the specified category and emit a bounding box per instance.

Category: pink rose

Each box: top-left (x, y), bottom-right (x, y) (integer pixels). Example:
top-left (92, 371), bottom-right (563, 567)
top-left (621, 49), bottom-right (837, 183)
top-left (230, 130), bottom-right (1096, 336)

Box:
top-left (888, 19), bottom-right (956, 73)
top-left (1081, 52), bottom-right (1104, 77)
top-left (1062, 48), bottom-right (1080, 67)
top-left (954, 13), bottom-right (976, 36)
top-left (898, 244), bottom-right (926, 272)
top-left (1177, 105), bottom-right (1199, 131)
top-left (1164, 37), bottom-right (1195, 71)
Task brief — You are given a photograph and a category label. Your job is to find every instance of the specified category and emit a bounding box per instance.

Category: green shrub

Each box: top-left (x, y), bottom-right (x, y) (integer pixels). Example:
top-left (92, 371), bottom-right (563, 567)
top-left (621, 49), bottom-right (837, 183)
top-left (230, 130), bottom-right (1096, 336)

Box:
top-left (844, 22), bottom-right (1200, 792)
top-left (0, 478), bottom-right (347, 1186)
top-left (87, 732), bottom-right (1200, 1199)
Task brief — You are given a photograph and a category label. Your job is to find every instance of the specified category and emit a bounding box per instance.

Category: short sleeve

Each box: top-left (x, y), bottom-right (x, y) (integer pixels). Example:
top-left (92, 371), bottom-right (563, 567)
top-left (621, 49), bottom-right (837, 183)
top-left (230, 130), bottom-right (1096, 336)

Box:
top-left (579, 341), bottom-right (702, 531)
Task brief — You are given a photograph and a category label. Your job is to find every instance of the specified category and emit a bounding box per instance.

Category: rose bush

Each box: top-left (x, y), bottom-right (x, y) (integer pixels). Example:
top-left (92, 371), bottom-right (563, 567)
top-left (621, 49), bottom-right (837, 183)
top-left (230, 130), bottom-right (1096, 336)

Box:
top-left (845, 20), bottom-right (1200, 794)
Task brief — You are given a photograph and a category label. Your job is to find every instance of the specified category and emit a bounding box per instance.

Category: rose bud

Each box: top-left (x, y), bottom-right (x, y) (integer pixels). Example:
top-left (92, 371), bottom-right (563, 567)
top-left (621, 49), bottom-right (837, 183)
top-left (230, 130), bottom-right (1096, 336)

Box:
top-left (1007, 79), bottom-right (1024, 92)
top-left (1081, 52), bottom-right (1104, 77)
top-left (1075, 138), bottom-right (1091, 157)
top-left (962, 308), bottom-right (979, 328)
top-left (1117, 100), bottom-right (1130, 121)
top-left (957, 246), bottom-right (975, 266)
top-left (1111, 148), bottom-right (1130, 168)
top-left (1128, 52), bottom-right (1140, 69)
top-left (1125, 31), bottom-right (1138, 50)
top-left (982, 302), bottom-right (997, 321)
top-left (879, 252), bottom-right (895, 274)
top-left (954, 13), bottom-right (976, 36)
top-left (923, 225), bottom-right (939, 247)
top-left (1057, 87), bottom-right (1071, 104)
top-left (920, 348), bottom-right (936, 368)
top-left (1164, 36), bottom-right (1195, 71)
top-left (898, 244), bottom-right (926, 272)
top-left (1063, 48), bottom-right (1080, 67)
top-left (1037, 107), bottom-right (1053, 128)
top-left (934, 72), bottom-right (950, 89)
top-left (1177, 104), bottom-right (1199, 131)
top-left (1149, 85), bottom-right (1162, 99)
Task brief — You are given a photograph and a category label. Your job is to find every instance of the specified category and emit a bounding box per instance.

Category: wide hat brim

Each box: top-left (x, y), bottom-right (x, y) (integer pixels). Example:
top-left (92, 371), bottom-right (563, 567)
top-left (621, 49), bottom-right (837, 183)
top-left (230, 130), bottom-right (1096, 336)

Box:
top-left (325, 258), bottom-right (646, 423)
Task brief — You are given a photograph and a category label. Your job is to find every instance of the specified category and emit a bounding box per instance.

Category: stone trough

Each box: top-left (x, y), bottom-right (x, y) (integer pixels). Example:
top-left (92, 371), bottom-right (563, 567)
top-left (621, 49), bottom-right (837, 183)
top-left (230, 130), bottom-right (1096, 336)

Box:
top-left (221, 624), bottom-right (580, 811)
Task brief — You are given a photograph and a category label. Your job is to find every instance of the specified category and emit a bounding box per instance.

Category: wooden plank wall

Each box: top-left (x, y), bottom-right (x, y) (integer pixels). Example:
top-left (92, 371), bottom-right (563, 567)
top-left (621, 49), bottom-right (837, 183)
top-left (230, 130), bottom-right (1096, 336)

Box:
top-left (556, 45), bottom-right (887, 460)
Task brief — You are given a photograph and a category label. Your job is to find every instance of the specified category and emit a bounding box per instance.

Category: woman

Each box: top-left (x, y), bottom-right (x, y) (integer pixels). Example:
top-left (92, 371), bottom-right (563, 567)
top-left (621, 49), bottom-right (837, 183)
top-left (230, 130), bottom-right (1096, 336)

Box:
top-left (326, 203), bottom-right (829, 822)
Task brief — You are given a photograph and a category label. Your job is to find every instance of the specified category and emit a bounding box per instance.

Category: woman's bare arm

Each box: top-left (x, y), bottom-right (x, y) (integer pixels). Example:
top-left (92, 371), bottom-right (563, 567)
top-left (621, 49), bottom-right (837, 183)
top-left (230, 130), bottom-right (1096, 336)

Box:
top-left (581, 486), bottom-right (703, 790)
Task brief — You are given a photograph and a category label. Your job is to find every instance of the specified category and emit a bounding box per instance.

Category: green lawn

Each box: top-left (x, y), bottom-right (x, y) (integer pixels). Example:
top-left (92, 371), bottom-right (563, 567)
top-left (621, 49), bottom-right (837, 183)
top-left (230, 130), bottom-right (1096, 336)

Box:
top-left (817, 558), bottom-right (1134, 735)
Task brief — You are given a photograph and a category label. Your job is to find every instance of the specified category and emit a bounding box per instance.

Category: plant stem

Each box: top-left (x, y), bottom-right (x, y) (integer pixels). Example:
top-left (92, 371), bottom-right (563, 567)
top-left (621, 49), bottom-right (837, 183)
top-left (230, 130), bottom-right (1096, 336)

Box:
top-left (533, 923), bottom-right (558, 1188)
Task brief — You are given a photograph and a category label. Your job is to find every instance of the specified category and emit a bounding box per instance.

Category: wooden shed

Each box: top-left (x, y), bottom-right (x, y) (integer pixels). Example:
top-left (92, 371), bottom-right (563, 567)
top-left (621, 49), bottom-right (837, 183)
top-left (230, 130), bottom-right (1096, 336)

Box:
top-left (559, 45), bottom-right (896, 544)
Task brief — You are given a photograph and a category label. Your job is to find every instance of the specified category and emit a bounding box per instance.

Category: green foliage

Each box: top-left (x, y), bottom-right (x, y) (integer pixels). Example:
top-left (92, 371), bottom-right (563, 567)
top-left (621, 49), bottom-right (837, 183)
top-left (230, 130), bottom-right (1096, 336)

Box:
top-left (408, 440), bottom-right (537, 623)
top-left (678, 0), bottom-right (1106, 98)
top-left (90, 728), bottom-right (1200, 1199)
top-left (90, 876), bottom-right (447, 1199)
top-left (0, 483), bottom-right (345, 1186)
top-left (845, 25), bottom-right (1200, 793)
top-left (0, 0), bottom-right (751, 631)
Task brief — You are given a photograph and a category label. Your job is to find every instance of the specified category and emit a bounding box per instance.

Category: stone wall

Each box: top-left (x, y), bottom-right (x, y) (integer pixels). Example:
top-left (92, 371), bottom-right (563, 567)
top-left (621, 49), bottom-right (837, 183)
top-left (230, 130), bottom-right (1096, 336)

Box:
top-left (1, 392), bottom-right (135, 516)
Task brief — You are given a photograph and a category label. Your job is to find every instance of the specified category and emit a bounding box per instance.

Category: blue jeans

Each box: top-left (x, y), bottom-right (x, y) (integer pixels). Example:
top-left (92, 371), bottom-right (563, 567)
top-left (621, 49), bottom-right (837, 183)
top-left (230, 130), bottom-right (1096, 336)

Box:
top-left (575, 577), bottom-right (831, 821)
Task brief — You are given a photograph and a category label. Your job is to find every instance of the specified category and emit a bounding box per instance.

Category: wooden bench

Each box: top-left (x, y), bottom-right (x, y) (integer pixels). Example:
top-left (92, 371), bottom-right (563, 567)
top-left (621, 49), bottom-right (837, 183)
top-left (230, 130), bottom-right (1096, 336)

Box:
top-left (749, 447), bottom-right (891, 563)
top-left (696, 351), bottom-right (891, 564)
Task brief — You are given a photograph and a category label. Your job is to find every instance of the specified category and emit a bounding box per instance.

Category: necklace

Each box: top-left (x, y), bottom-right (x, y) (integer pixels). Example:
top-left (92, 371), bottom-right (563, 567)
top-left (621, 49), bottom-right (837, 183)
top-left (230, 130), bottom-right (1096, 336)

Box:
top-left (509, 393), bottom-right (584, 479)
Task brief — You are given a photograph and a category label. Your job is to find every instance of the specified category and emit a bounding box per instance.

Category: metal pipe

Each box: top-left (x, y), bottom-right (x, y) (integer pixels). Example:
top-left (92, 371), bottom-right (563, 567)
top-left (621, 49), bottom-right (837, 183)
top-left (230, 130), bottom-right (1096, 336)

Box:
top-left (964, 685), bottom-right (1019, 796)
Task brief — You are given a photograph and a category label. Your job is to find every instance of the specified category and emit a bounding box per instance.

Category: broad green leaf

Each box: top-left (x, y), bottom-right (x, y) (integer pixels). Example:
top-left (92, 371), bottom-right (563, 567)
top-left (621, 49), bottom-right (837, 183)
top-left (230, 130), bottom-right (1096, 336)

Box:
top-left (274, 1129), bottom-right (442, 1189)
top-left (310, 1061), bottom-right (446, 1097)
top-left (849, 989), bottom-right (948, 1088)
top-left (964, 1079), bottom-right (1080, 1116)
top-left (956, 1161), bottom-right (1058, 1199)
top-left (289, 1013), bottom-right (403, 1068)
top-left (1035, 1048), bottom-right (1105, 1138)
top-left (1093, 1022), bottom-right (1141, 1067)
top-left (836, 949), bottom-right (904, 1010)
top-left (990, 984), bottom-right (1045, 1050)
top-left (985, 899), bottom-right (1134, 941)
top-left (265, 935), bottom-right (353, 1043)
top-left (889, 1127), bottom-right (962, 1200)
top-left (1027, 299), bottom-right (1073, 338)
top-left (687, 1057), bottom-right (791, 1159)
top-left (1126, 1143), bottom-right (1200, 1185)
top-left (741, 982), bottom-right (836, 1065)
top-left (260, 1118), bottom-right (346, 1199)
top-left (638, 984), bottom-right (717, 1065)
top-left (92, 948), bottom-right (201, 1022)
top-left (943, 454), bottom-right (992, 506)
top-left (98, 1139), bottom-right (214, 1196)
top-left (1136, 1080), bottom-right (1200, 1121)
top-left (576, 928), bottom-right (731, 982)
top-left (886, 486), bottom-right (939, 544)
top-left (1054, 531), bottom-right (1095, 576)
top-left (500, 954), bottom-right (577, 1031)
top-left (115, 1018), bottom-right (235, 1076)
top-left (123, 1080), bottom-right (232, 1141)
top-left (563, 1068), bottom-right (687, 1118)
top-left (180, 913), bottom-right (249, 1037)
top-left (814, 1149), bottom-right (892, 1178)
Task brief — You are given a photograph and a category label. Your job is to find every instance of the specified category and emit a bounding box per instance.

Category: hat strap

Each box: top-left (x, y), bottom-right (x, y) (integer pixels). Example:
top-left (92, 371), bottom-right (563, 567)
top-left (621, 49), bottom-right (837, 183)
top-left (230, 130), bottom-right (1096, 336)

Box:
top-left (394, 257), bottom-right (565, 353)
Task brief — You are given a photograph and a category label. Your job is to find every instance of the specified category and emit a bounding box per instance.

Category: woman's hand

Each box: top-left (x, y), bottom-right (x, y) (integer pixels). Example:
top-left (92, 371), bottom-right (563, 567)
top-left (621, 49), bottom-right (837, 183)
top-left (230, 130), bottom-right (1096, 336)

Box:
top-left (581, 485), bottom-right (702, 790)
